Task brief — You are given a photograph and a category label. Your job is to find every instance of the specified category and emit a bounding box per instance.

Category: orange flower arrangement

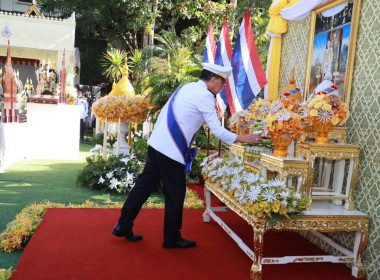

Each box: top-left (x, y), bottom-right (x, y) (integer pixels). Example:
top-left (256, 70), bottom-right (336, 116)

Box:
top-left (92, 95), bottom-right (151, 123)
top-left (264, 109), bottom-right (303, 140)
top-left (301, 93), bottom-right (349, 126)
top-left (229, 99), bottom-right (271, 135)
top-left (279, 95), bottom-right (300, 113)
top-left (229, 98), bottom-right (302, 137)
top-left (264, 102), bottom-right (303, 157)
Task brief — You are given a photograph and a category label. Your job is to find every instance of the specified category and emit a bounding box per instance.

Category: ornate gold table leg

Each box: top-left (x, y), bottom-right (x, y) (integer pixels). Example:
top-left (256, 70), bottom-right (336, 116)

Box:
top-left (352, 230), bottom-right (368, 278)
top-left (250, 222), bottom-right (266, 280)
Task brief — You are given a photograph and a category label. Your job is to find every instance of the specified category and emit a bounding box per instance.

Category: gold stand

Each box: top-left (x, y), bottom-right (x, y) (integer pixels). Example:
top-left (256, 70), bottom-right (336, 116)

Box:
top-left (260, 154), bottom-right (309, 194)
top-left (299, 126), bottom-right (347, 143)
top-left (296, 142), bottom-right (360, 210)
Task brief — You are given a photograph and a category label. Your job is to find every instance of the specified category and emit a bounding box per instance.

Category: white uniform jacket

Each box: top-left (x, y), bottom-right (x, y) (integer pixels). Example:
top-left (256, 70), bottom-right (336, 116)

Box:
top-left (148, 80), bottom-right (237, 164)
top-left (74, 98), bottom-right (88, 120)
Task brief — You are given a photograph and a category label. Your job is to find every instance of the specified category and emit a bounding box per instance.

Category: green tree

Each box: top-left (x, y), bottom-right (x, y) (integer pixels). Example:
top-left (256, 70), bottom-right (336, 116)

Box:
top-left (141, 31), bottom-right (201, 114)
top-left (39, 0), bottom-right (272, 86)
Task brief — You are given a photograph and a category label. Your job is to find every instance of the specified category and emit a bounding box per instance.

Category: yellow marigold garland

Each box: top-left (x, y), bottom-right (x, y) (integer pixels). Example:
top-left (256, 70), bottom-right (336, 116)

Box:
top-left (92, 95), bottom-right (151, 123)
top-left (0, 267), bottom-right (13, 280)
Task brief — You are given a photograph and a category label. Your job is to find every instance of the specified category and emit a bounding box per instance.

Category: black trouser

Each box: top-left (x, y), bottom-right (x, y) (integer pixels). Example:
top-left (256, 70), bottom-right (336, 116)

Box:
top-left (79, 119), bottom-right (85, 141)
top-left (118, 146), bottom-right (186, 242)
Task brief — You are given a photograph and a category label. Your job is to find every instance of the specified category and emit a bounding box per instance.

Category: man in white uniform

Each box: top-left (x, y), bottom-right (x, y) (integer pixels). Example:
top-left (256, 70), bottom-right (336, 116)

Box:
top-left (74, 90), bottom-right (88, 143)
top-left (112, 63), bottom-right (262, 249)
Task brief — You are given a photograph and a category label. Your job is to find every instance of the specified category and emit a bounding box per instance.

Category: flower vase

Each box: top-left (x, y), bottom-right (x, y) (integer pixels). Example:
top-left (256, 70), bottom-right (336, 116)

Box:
top-left (271, 135), bottom-right (292, 158)
top-left (312, 121), bottom-right (334, 144)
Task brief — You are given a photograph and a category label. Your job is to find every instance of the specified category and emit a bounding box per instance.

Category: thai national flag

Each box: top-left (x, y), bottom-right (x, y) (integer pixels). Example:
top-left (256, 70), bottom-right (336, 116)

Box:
top-left (203, 22), bottom-right (216, 64)
top-left (215, 18), bottom-right (240, 115)
top-left (203, 22), bottom-right (225, 118)
top-left (231, 10), bottom-right (267, 110)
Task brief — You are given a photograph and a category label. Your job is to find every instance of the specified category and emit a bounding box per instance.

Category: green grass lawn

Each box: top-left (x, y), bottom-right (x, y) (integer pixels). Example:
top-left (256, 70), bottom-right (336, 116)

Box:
top-left (0, 143), bottom-right (164, 270)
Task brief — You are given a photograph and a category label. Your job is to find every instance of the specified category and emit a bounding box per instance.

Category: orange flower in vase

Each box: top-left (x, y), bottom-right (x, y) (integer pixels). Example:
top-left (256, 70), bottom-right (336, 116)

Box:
top-left (229, 99), bottom-right (272, 136)
top-left (229, 109), bottom-right (259, 136)
top-left (264, 109), bottom-right (303, 157)
top-left (303, 92), bottom-right (349, 144)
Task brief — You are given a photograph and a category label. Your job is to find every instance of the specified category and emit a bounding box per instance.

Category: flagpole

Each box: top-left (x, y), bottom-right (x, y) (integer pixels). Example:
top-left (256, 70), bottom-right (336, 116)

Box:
top-left (218, 112), bottom-right (225, 157)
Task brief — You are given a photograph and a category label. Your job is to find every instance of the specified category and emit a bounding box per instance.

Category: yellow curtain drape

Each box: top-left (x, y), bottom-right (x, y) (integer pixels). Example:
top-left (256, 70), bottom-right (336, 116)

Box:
top-left (267, 0), bottom-right (289, 35)
top-left (266, 0), bottom-right (303, 100)
top-left (268, 37), bottom-right (282, 101)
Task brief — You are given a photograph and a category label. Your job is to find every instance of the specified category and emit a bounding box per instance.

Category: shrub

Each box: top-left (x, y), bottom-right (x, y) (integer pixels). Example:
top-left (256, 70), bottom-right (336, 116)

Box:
top-left (189, 151), bottom-right (207, 180)
top-left (76, 145), bottom-right (144, 193)
top-left (130, 131), bottom-right (148, 161)
top-left (92, 132), bottom-right (117, 147)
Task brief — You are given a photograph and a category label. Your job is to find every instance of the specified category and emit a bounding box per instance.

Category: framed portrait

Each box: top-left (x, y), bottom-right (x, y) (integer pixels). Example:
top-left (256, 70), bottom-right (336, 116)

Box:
top-left (304, 0), bottom-right (362, 105)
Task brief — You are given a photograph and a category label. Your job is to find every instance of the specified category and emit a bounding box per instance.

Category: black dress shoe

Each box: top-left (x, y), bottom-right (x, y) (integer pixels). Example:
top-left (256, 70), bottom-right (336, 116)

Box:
top-left (163, 238), bottom-right (196, 249)
top-left (112, 223), bottom-right (143, 242)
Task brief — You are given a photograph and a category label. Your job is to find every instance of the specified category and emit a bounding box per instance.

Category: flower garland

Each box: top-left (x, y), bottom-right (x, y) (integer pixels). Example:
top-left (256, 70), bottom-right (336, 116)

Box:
top-left (92, 95), bottom-right (151, 123)
top-left (201, 155), bottom-right (309, 222)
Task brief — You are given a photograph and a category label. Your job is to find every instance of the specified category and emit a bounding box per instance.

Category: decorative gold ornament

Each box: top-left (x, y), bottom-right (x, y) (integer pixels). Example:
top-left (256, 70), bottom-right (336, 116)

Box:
top-left (271, 135), bottom-right (292, 157)
top-left (109, 57), bottom-right (135, 97)
top-left (93, 57), bottom-right (151, 124)
top-left (299, 126), bottom-right (347, 143)
top-left (312, 121), bottom-right (334, 144)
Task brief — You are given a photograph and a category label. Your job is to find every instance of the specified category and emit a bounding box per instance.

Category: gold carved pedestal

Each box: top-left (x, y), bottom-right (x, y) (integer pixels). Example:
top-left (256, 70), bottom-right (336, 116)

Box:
top-left (296, 142), bottom-right (360, 211)
top-left (260, 154), bottom-right (309, 193)
top-left (299, 126), bottom-right (347, 143)
top-left (229, 144), bottom-right (246, 161)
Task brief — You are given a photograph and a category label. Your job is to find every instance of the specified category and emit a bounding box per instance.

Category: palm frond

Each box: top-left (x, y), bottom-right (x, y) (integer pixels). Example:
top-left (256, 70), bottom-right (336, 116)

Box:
top-left (100, 49), bottom-right (127, 81)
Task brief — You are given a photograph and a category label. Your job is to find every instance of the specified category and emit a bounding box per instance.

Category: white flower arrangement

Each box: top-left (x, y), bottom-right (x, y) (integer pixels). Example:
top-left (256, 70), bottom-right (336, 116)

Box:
top-left (201, 155), bottom-right (309, 221)
top-left (81, 145), bottom-right (144, 194)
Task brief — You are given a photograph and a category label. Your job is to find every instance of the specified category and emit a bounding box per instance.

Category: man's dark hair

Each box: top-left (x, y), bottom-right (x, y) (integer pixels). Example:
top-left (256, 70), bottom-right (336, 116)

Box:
top-left (200, 69), bottom-right (226, 84)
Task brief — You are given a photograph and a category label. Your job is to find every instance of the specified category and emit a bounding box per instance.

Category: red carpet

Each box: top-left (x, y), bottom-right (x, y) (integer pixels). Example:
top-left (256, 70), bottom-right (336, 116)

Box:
top-left (11, 208), bottom-right (364, 280)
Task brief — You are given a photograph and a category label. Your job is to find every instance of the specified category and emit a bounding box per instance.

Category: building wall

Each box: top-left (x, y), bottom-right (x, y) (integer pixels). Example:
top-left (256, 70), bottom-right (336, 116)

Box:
top-left (0, 10), bottom-right (76, 69)
top-left (279, 0), bottom-right (379, 279)
top-left (0, 0), bottom-right (32, 13)
top-left (0, 8), bottom-right (76, 88)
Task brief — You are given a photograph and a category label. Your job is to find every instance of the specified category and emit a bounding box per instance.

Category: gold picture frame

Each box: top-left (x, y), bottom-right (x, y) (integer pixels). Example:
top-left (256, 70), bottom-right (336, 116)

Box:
top-left (304, 0), bottom-right (362, 105)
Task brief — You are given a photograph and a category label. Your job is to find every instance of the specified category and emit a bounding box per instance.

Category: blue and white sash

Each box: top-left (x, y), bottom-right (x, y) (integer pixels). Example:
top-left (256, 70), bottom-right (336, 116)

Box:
top-left (167, 85), bottom-right (197, 173)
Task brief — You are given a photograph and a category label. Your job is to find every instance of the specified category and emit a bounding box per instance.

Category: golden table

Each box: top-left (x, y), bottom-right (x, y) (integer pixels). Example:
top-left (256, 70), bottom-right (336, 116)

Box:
top-left (203, 181), bottom-right (369, 280)
top-left (296, 142), bottom-right (360, 210)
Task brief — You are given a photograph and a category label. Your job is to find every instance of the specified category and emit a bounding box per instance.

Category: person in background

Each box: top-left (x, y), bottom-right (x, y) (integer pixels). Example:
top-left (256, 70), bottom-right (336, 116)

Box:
top-left (112, 63), bottom-right (262, 249)
top-left (74, 90), bottom-right (88, 143)
top-left (91, 94), bottom-right (100, 135)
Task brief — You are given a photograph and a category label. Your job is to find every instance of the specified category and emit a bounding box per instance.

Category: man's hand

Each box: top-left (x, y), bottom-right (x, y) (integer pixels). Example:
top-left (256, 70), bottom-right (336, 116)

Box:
top-left (235, 133), bottom-right (262, 144)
